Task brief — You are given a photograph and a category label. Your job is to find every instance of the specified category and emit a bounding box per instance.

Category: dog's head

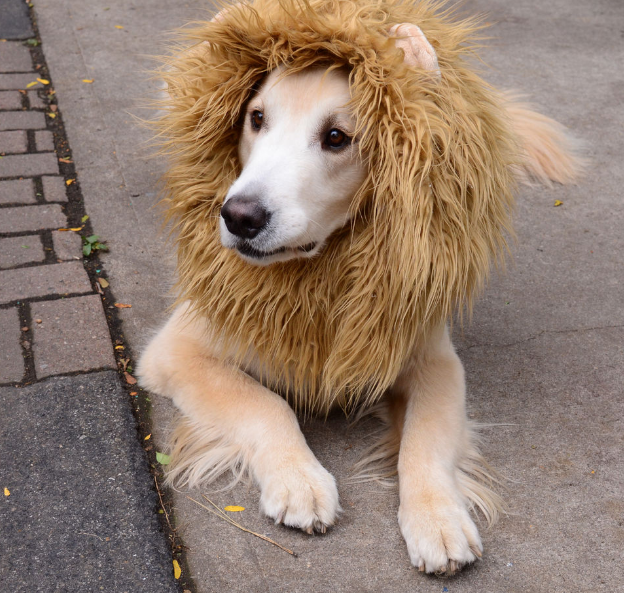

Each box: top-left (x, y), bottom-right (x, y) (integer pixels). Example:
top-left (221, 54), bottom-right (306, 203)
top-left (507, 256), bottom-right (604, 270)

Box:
top-left (219, 24), bottom-right (439, 266)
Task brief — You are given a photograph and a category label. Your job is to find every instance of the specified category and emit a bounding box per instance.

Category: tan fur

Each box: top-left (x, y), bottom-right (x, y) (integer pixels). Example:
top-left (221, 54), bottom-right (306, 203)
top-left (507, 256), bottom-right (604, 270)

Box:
top-left (157, 0), bottom-right (518, 413)
top-left (140, 0), bottom-right (582, 576)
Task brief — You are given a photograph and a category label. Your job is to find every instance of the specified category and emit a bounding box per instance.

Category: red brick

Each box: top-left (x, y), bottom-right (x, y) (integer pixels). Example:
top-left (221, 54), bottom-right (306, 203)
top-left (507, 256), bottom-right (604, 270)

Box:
top-left (0, 91), bottom-right (22, 110)
top-left (0, 308), bottom-right (24, 383)
top-left (0, 130), bottom-right (27, 153)
top-left (0, 261), bottom-right (92, 304)
top-left (35, 130), bottom-right (55, 152)
top-left (42, 176), bottom-right (67, 202)
top-left (0, 43), bottom-right (32, 73)
top-left (52, 230), bottom-right (82, 260)
top-left (0, 235), bottom-right (45, 268)
top-left (32, 295), bottom-right (115, 378)
top-left (0, 152), bottom-right (59, 177)
top-left (0, 110), bottom-right (46, 130)
top-left (0, 204), bottom-right (65, 233)
top-left (0, 73), bottom-right (43, 91)
top-left (0, 179), bottom-right (36, 204)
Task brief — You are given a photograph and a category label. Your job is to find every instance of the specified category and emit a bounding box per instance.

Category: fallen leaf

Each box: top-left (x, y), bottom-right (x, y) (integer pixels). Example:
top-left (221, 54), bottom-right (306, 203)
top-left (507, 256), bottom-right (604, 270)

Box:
top-left (4, 488), bottom-right (10, 496)
top-left (82, 79), bottom-right (94, 83)
top-left (129, 391), bottom-right (137, 396)
top-left (224, 505), bottom-right (245, 512)
top-left (81, 214), bottom-right (89, 223)
top-left (114, 303), bottom-right (132, 308)
top-left (36, 78), bottom-right (50, 85)
top-left (98, 278), bottom-right (109, 288)
top-left (47, 112), bottom-right (56, 118)
top-left (26, 81), bottom-right (38, 88)
top-left (114, 345), bottom-right (124, 350)
top-left (172, 559), bottom-right (181, 579)
top-left (115, 25), bottom-right (124, 29)
top-left (156, 452), bottom-right (172, 465)
top-left (58, 157), bottom-right (72, 163)
top-left (66, 179), bottom-right (75, 186)
top-left (35, 318), bottom-right (42, 324)
top-left (554, 200), bottom-right (563, 207)
top-left (124, 372), bottom-right (137, 384)
top-left (144, 434), bottom-right (151, 441)
top-left (50, 104), bottom-right (57, 112)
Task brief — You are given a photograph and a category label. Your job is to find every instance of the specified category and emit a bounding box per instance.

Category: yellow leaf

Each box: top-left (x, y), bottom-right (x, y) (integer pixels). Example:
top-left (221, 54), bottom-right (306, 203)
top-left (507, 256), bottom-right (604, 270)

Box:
top-left (82, 79), bottom-right (94, 83)
top-left (36, 78), bottom-right (50, 85)
top-left (66, 179), bottom-right (75, 186)
top-left (554, 200), bottom-right (563, 207)
top-left (4, 487), bottom-right (10, 496)
top-left (224, 505), bottom-right (245, 512)
top-left (115, 345), bottom-right (124, 350)
top-left (47, 112), bottom-right (56, 118)
top-left (26, 81), bottom-right (38, 88)
top-left (144, 434), bottom-right (151, 440)
top-left (115, 25), bottom-right (124, 29)
top-left (173, 559), bottom-right (181, 579)
top-left (98, 278), bottom-right (110, 288)
top-left (115, 303), bottom-right (132, 308)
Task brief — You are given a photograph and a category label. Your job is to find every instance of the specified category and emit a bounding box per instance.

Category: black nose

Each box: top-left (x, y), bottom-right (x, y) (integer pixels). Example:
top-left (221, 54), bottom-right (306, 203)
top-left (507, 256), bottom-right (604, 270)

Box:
top-left (220, 196), bottom-right (270, 239)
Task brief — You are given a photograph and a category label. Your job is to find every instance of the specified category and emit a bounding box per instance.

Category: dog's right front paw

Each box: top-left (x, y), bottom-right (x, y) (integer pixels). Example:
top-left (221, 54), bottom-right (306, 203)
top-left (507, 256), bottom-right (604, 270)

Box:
top-left (256, 455), bottom-right (340, 534)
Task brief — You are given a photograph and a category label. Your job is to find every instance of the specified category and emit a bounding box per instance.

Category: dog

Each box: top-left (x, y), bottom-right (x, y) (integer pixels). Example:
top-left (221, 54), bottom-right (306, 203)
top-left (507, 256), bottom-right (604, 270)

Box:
top-left (138, 0), bottom-right (581, 575)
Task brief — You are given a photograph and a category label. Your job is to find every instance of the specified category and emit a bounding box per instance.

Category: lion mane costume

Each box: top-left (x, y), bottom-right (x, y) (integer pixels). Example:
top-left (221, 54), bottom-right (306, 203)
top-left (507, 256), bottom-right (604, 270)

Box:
top-left (159, 0), bottom-right (518, 413)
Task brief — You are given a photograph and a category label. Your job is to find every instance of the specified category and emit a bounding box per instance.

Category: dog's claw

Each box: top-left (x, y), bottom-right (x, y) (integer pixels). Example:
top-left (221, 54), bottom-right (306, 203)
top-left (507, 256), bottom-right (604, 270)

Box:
top-left (470, 545), bottom-right (483, 559)
top-left (304, 525), bottom-right (314, 535)
top-left (275, 510), bottom-right (285, 525)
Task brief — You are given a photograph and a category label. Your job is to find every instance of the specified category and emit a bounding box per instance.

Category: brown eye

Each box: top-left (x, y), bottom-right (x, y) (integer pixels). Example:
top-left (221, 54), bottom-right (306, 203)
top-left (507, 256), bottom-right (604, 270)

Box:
top-left (250, 110), bottom-right (263, 130)
top-left (324, 128), bottom-right (350, 150)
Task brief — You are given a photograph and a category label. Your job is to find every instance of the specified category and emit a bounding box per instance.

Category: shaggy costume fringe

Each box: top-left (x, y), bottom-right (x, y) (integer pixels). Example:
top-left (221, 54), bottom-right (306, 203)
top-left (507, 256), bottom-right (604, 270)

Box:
top-left (157, 0), bottom-right (518, 413)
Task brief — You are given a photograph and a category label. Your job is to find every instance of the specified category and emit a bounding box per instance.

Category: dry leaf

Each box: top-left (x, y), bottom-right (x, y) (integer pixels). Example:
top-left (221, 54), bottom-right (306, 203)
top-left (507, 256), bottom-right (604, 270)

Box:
top-left (36, 78), bottom-right (49, 85)
top-left (26, 81), bottom-right (38, 88)
top-left (144, 434), bottom-right (151, 441)
top-left (224, 505), bottom-right (245, 512)
top-left (114, 345), bottom-right (124, 350)
top-left (172, 559), bottom-right (181, 579)
top-left (124, 372), bottom-right (137, 385)
top-left (98, 278), bottom-right (109, 288)
top-left (58, 157), bottom-right (72, 164)
top-left (82, 79), bottom-right (94, 83)
top-left (554, 200), bottom-right (563, 207)
top-left (47, 113), bottom-right (56, 118)
top-left (129, 391), bottom-right (138, 396)
top-left (66, 179), bottom-right (75, 186)
top-left (114, 303), bottom-right (132, 308)
top-left (115, 25), bottom-right (124, 29)
top-left (4, 488), bottom-right (10, 496)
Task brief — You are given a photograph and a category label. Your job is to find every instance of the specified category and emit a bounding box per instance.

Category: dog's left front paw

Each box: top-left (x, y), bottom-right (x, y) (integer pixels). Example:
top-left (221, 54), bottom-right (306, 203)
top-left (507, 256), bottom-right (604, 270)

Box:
top-left (398, 490), bottom-right (483, 575)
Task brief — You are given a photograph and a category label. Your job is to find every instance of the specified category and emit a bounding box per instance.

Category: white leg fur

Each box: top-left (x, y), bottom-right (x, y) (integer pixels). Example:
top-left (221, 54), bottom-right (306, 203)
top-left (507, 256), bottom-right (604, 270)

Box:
top-left (137, 304), bottom-right (340, 533)
top-left (393, 324), bottom-right (491, 574)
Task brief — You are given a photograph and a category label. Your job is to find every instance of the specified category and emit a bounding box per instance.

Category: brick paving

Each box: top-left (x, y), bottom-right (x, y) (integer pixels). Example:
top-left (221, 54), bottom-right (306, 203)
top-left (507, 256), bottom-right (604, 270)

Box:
top-left (0, 39), bottom-right (116, 386)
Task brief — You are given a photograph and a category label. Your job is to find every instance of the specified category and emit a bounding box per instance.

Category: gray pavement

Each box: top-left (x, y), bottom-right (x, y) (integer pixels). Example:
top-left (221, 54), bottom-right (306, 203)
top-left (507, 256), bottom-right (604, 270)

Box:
top-left (22, 0), bottom-right (624, 591)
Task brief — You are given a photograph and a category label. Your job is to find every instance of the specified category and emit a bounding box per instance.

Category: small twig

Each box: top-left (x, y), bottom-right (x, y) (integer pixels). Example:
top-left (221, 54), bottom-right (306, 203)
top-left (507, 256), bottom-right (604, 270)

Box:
top-left (187, 495), bottom-right (297, 557)
top-left (154, 475), bottom-right (175, 535)
top-left (78, 532), bottom-right (105, 541)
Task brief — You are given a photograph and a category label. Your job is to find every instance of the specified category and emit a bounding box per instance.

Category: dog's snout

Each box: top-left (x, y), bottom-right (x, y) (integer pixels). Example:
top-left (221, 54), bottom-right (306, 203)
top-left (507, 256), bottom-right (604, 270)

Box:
top-left (221, 196), bottom-right (270, 239)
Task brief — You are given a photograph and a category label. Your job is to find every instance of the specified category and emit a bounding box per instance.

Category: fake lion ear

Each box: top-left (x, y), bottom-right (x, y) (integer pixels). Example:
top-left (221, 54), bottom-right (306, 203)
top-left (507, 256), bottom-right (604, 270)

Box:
top-left (389, 23), bottom-right (440, 80)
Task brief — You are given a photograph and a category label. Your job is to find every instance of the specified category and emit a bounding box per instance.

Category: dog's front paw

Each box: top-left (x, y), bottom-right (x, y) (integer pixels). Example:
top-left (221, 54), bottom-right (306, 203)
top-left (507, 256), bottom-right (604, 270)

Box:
top-left (256, 455), bottom-right (340, 534)
top-left (398, 490), bottom-right (482, 575)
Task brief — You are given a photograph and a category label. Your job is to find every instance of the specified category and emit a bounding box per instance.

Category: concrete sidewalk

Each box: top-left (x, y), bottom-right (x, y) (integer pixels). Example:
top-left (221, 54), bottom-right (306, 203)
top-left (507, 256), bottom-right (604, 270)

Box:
top-left (17, 0), bottom-right (624, 591)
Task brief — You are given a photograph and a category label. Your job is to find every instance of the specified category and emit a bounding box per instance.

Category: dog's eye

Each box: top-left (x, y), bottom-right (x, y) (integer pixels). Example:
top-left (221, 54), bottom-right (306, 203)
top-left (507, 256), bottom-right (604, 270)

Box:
top-left (323, 128), bottom-right (350, 150)
top-left (250, 110), bottom-right (263, 131)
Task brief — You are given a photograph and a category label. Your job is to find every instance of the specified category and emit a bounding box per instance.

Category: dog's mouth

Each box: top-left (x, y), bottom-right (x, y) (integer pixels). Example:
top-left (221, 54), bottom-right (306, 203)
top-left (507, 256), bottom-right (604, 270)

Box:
top-left (236, 241), bottom-right (317, 260)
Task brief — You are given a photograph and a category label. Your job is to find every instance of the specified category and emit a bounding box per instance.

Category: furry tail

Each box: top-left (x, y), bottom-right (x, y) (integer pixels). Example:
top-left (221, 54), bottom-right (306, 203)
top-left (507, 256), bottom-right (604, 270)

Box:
top-left (503, 91), bottom-right (585, 186)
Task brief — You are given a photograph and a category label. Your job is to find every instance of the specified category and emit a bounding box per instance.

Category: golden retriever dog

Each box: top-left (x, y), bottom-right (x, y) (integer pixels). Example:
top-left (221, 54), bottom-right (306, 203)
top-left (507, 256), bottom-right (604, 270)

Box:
top-left (138, 0), bottom-right (581, 575)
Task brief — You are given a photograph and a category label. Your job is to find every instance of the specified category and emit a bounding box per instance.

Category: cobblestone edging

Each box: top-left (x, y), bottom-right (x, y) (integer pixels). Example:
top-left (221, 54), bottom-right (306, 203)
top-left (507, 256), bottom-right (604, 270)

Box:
top-left (0, 39), bottom-right (119, 385)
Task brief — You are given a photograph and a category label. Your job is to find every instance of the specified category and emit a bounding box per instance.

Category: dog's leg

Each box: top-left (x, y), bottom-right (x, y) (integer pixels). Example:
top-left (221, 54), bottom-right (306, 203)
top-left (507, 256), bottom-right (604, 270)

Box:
top-left (393, 323), bottom-right (488, 574)
top-left (137, 305), bottom-right (340, 533)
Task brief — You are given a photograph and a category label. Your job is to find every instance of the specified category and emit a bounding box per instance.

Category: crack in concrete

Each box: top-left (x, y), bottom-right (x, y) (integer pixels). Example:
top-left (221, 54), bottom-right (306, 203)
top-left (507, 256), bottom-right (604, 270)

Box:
top-left (459, 323), bottom-right (624, 351)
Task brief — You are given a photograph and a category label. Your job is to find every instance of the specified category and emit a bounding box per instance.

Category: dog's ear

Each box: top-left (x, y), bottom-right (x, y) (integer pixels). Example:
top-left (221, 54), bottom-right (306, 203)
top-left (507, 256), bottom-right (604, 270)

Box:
top-left (389, 23), bottom-right (440, 80)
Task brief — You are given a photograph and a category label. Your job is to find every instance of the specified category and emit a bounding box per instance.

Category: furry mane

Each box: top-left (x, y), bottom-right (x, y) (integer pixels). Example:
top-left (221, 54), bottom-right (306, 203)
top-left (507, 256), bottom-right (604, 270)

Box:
top-left (157, 0), bottom-right (518, 413)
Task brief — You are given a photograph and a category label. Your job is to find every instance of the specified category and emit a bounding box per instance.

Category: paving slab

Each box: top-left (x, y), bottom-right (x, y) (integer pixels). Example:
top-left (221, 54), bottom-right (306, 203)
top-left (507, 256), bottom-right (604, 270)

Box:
top-left (0, 261), bottom-right (91, 304)
top-left (52, 229), bottom-right (82, 260)
top-left (0, 178), bottom-right (35, 204)
top-left (0, 90), bottom-right (23, 110)
top-left (0, 203), bottom-right (65, 232)
top-left (31, 294), bottom-right (116, 377)
top-left (0, 73), bottom-right (43, 91)
top-left (0, 110), bottom-right (46, 130)
top-left (0, 234), bottom-right (45, 268)
top-left (0, 41), bottom-right (32, 72)
top-left (0, 307), bottom-right (23, 382)
top-left (0, 371), bottom-right (178, 592)
top-left (0, 151), bottom-right (59, 177)
top-left (42, 174), bottom-right (67, 201)
top-left (0, 0), bottom-right (34, 40)
top-left (0, 129), bottom-right (27, 153)
top-left (34, 0), bottom-right (624, 591)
